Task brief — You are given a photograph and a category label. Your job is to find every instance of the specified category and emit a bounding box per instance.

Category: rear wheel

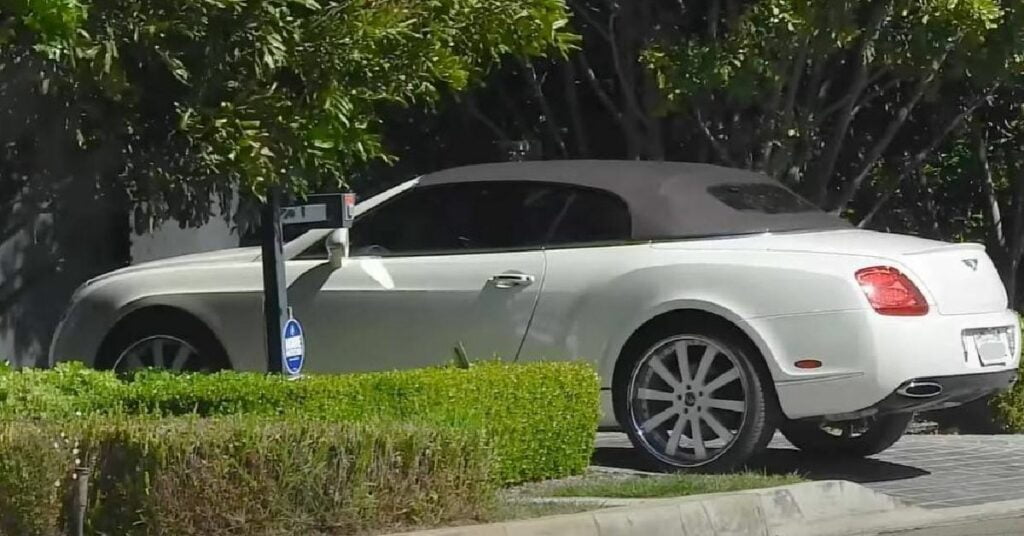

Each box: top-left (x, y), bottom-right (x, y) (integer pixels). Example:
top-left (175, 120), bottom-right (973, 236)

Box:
top-left (780, 413), bottom-right (912, 458)
top-left (615, 320), bottom-right (777, 472)
top-left (99, 310), bottom-right (229, 373)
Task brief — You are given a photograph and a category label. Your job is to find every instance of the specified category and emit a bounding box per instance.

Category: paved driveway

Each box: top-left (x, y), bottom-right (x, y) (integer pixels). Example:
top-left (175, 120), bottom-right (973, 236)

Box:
top-left (594, 432), bottom-right (1024, 508)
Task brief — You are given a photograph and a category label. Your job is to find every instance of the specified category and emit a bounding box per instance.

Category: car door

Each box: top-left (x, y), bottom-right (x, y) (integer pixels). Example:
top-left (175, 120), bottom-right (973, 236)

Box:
top-left (517, 186), bottom-right (635, 364)
top-left (287, 181), bottom-right (569, 373)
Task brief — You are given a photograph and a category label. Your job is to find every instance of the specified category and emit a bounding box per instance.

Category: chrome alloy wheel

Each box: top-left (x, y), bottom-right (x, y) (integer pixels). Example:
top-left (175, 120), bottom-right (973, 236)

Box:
top-left (112, 335), bottom-right (207, 373)
top-left (626, 335), bottom-right (749, 468)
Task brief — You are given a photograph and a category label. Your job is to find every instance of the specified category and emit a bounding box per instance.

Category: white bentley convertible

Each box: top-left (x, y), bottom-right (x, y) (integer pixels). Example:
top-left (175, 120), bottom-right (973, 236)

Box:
top-left (50, 161), bottom-right (1019, 471)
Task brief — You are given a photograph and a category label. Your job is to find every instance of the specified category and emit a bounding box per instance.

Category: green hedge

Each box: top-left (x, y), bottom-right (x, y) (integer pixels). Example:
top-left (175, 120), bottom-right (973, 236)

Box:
top-left (0, 361), bottom-right (600, 484)
top-left (0, 417), bottom-right (493, 536)
top-left (992, 316), bottom-right (1024, 432)
top-left (994, 366), bottom-right (1024, 432)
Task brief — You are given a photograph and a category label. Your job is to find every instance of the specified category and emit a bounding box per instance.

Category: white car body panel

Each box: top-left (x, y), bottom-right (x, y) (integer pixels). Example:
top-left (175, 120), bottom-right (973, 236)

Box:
top-left (50, 179), bottom-right (1020, 430)
top-left (287, 251), bottom-right (544, 373)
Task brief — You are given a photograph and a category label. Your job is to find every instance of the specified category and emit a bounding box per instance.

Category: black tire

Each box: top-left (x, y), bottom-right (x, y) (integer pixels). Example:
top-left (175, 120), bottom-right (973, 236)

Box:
top-left (614, 317), bottom-right (778, 473)
top-left (97, 308), bottom-right (230, 372)
top-left (780, 413), bottom-right (912, 458)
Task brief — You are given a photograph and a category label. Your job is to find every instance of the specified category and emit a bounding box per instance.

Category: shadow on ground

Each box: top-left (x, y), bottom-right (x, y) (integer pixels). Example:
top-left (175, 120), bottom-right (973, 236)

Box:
top-left (591, 446), bottom-right (930, 484)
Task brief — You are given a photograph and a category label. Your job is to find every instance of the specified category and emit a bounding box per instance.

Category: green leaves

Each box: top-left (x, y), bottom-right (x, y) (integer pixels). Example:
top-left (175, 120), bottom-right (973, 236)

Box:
top-left (3, 0), bottom-right (89, 57)
top-left (1, 0), bottom-right (573, 218)
top-left (639, 0), bottom-right (1024, 213)
top-left (648, 0), bottom-right (1007, 107)
top-left (0, 417), bottom-right (496, 535)
top-left (0, 360), bottom-right (601, 484)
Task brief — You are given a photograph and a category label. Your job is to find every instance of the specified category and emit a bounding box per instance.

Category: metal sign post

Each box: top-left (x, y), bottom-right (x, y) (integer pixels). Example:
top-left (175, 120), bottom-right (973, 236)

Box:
top-left (261, 191), bottom-right (354, 375)
top-left (261, 187), bottom-right (289, 374)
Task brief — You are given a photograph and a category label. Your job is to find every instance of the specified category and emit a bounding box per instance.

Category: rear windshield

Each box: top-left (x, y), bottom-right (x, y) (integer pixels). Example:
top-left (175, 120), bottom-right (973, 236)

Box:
top-left (707, 183), bottom-right (819, 214)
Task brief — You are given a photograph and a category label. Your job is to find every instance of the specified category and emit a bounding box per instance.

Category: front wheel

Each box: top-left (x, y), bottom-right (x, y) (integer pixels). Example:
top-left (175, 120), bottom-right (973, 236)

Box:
top-left (615, 321), bottom-right (777, 473)
top-left (780, 413), bottom-right (913, 458)
top-left (99, 310), bottom-right (229, 373)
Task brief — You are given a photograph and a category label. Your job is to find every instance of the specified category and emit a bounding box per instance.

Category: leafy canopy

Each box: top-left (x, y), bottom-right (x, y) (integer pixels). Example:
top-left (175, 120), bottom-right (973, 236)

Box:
top-left (642, 0), bottom-right (1021, 211)
top-left (0, 0), bottom-right (574, 207)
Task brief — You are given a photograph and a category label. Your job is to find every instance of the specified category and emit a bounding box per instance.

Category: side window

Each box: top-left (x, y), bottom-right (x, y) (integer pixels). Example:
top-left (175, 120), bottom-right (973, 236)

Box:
top-left (350, 182), bottom-right (569, 256)
top-left (548, 188), bottom-right (631, 245)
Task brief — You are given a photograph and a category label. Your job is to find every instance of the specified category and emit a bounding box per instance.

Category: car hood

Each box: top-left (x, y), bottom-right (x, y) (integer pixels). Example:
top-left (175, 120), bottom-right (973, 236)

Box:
top-left (131, 247), bottom-right (262, 269)
top-left (83, 247), bottom-right (260, 288)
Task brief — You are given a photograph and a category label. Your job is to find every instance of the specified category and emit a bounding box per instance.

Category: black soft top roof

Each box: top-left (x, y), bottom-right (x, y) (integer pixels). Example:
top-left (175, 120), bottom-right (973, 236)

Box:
top-left (419, 160), bottom-right (849, 240)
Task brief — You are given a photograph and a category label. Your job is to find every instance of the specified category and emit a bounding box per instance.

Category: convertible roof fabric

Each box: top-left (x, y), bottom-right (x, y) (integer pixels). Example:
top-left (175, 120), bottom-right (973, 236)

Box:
top-left (419, 160), bottom-right (850, 240)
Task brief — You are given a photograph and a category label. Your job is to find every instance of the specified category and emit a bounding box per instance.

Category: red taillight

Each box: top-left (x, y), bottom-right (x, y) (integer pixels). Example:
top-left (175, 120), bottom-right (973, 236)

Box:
top-left (855, 266), bottom-right (929, 316)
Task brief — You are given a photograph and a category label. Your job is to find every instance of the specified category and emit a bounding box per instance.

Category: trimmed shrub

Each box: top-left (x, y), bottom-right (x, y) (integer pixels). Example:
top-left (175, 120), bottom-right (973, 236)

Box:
top-left (0, 363), bottom-right (126, 418)
top-left (0, 417), bottom-right (494, 536)
top-left (0, 422), bottom-right (77, 536)
top-left (0, 361), bottom-right (600, 484)
top-left (993, 371), bottom-right (1024, 432)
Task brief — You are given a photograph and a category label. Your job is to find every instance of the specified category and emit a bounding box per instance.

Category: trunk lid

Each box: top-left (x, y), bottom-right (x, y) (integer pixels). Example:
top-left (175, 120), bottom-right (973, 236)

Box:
top-left (759, 230), bottom-right (1007, 315)
top-left (898, 243), bottom-right (1007, 315)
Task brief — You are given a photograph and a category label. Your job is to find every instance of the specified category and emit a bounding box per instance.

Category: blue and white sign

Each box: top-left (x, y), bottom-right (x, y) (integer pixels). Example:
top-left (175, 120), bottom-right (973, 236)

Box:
top-left (282, 318), bottom-right (305, 375)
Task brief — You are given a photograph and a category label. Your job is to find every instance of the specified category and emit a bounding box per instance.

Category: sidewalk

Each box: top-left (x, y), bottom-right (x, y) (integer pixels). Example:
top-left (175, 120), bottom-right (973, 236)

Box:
top-left (389, 481), bottom-right (1024, 536)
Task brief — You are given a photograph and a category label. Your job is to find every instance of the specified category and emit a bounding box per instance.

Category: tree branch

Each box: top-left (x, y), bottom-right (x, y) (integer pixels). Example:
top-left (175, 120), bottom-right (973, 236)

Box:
top-left (856, 91), bottom-right (993, 228)
top-left (978, 128), bottom-right (1007, 250)
top-left (832, 69), bottom-right (937, 211)
top-left (569, 0), bottom-right (613, 43)
top-left (850, 75), bottom-right (901, 117)
top-left (607, 10), bottom-right (652, 134)
top-left (493, 82), bottom-right (531, 136)
top-left (762, 39), bottom-right (809, 171)
top-left (561, 60), bottom-right (589, 157)
top-left (816, 67), bottom-right (891, 122)
top-left (520, 59), bottom-right (567, 158)
top-left (857, 188), bottom-right (895, 229)
top-left (1006, 147), bottom-right (1024, 308)
top-left (707, 0), bottom-right (721, 38)
top-left (693, 107), bottom-right (736, 167)
top-left (575, 51), bottom-right (625, 128)
top-left (1011, 147), bottom-right (1024, 262)
top-left (459, 94), bottom-right (510, 143)
top-left (804, 0), bottom-right (889, 205)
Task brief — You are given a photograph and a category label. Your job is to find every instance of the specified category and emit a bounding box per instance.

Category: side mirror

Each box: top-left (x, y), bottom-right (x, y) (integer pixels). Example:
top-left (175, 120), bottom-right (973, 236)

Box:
top-left (325, 228), bottom-right (350, 269)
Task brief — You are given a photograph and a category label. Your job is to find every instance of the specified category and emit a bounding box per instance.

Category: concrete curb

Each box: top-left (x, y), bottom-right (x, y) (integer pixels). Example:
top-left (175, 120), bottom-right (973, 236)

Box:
top-left (778, 497), bottom-right (1024, 536)
top-left (387, 481), bottom-right (911, 536)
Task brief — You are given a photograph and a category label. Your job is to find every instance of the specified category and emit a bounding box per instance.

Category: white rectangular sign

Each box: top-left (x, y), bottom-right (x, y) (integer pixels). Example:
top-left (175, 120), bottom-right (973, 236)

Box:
top-left (281, 204), bottom-right (328, 225)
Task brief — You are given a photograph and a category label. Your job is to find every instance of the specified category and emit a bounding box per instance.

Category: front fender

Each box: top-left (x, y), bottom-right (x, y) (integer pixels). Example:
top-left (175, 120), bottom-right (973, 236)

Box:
top-left (50, 262), bottom-right (266, 371)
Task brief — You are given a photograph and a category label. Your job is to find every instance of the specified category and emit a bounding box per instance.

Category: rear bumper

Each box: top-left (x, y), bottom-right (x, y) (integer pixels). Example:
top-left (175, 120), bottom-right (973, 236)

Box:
top-left (811, 370), bottom-right (1018, 421)
top-left (757, 308), bottom-right (1020, 420)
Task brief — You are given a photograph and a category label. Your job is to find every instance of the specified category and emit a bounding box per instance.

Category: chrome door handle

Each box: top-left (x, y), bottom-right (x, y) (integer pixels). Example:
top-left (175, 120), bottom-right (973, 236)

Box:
top-left (489, 273), bottom-right (536, 289)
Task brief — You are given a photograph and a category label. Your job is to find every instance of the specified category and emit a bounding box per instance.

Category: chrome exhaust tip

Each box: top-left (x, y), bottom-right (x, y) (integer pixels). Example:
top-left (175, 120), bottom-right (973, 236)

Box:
top-left (897, 381), bottom-right (943, 398)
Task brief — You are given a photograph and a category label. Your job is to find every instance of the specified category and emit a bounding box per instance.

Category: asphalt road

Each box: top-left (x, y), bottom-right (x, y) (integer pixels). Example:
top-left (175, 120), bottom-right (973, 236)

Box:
top-left (879, 513), bottom-right (1024, 535)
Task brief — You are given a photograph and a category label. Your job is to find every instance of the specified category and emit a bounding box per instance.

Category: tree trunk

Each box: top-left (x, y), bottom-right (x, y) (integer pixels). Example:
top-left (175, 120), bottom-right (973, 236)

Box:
top-left (562, 61), bottom-right (589, 157)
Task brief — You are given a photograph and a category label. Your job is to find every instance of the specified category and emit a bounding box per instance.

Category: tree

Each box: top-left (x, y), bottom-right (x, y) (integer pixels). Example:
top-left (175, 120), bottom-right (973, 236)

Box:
top-left (644, 0), bottom-right (1017, 214)
top-left (1, 0), bottom-right (574, 222)
top-left (885, 87), bottom-right (1024, 307)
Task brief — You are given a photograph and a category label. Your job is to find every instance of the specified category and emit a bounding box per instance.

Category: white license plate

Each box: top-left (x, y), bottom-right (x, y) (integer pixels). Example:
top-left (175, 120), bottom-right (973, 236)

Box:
top-left (965, 329), bottom-right (1011, 367)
